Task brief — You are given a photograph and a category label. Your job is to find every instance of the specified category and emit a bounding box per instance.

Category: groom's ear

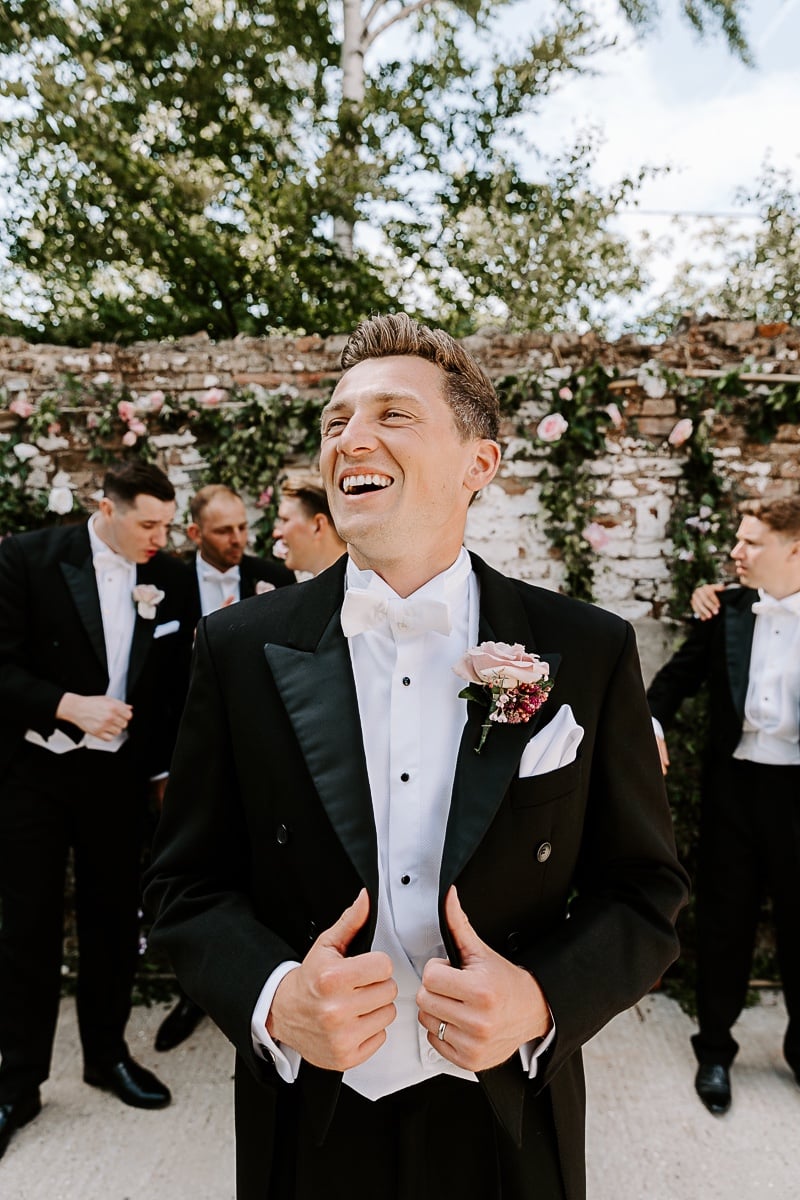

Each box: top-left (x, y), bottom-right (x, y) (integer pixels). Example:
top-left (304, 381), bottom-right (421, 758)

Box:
top-left (465, 439), bottom-right (501, 495)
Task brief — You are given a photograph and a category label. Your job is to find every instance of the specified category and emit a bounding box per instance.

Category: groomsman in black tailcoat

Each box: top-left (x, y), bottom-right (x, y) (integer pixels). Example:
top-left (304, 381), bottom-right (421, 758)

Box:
top-left (0, 461), bottom-right (195, 1160)
top-left (648, 496), bottom-right (800, 1115)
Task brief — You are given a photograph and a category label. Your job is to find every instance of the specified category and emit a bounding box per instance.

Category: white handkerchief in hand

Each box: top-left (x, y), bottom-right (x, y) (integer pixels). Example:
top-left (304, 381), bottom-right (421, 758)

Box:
top-left (518, 704), bottom-right (584, 778)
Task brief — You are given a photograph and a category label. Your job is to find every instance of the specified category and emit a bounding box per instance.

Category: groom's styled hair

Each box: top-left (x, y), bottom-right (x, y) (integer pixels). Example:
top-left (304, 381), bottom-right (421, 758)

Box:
top-left (340, 313), bottom-right (500, 443)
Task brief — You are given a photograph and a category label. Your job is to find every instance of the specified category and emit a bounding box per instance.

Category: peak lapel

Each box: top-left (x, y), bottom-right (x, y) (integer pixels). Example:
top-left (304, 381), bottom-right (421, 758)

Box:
top-left (263, 565), bottom-right (379, 905)
top-left (60, 531), bottom-right (107, 672)
top-left (724, 590), bottom-right (756, 718)
top-left (440, 556), bottom-right (560, 899)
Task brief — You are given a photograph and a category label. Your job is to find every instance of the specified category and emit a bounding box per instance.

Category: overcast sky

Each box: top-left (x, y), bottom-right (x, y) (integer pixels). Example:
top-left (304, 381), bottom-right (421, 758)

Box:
top-left (509, 0), bottom-right (800, 315)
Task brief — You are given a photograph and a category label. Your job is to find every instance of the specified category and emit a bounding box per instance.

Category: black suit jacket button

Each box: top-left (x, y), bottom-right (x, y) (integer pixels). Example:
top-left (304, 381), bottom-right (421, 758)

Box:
top-left (307, 920), bottom-right (318, 944)
top-left (536, 841), bottom-right (552, 863)
top-left (506, 931), bottom-right (520, 953)
top-left (276, 824), bottom-right (290, 846)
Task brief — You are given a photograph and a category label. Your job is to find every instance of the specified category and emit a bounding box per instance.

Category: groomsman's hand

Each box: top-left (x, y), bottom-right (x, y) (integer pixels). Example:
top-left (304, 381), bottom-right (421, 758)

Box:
top-left (417, 886), bottom-right (551, 1072)
top-left (56, 692), bottom-right (133, 739)
top-left (267, 888), bottom-right (397, 1071)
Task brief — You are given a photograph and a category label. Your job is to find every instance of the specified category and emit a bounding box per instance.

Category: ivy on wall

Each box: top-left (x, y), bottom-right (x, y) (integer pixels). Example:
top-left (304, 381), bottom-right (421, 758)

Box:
top-left (0, 376), bottom-right (326, 553)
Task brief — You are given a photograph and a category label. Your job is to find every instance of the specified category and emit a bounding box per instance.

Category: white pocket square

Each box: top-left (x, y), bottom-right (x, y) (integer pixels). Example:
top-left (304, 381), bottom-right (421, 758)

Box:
top-left (518, 704), bottom-right (584, 778)
top-left (153, 619), bottom-right (180, 640)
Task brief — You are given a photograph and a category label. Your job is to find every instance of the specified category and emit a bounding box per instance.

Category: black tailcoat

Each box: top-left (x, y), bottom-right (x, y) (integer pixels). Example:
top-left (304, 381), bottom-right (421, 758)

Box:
top-left (147, 554), bottom-right (687, 1200)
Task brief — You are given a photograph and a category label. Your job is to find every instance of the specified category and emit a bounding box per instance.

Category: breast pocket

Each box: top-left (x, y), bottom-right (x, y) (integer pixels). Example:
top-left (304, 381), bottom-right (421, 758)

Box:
top-left (509, 755), bottom-right (582, 809)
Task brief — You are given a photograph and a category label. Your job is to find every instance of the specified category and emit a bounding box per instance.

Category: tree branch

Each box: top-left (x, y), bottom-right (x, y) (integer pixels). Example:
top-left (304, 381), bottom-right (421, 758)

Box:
top-left (364, 0), bottom-right (438, 50)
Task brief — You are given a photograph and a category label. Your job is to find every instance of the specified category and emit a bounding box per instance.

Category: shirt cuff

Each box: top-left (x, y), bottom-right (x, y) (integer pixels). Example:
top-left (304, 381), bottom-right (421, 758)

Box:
top-left (651, 716), bottom-right (665, 741)
top-left (518, 1016), bottom-right (556, 1079)
top-left (250, 961), bottom-right (303, 1083)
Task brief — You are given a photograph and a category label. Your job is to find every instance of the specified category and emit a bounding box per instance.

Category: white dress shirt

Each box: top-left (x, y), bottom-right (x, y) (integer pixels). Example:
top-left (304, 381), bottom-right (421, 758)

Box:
top-left (195, 554), bottom-right (241, 614)
top-left (734, 588), bottom-right (800, 766)
top-left (25, 515), bottom-right (135, 755)
top-left (251, 549), bottom-right (552, 1097)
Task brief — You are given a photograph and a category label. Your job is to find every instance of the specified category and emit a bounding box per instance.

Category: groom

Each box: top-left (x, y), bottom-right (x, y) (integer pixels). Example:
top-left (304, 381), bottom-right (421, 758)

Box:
top-left (146, 314), bottom-right (687, 1200)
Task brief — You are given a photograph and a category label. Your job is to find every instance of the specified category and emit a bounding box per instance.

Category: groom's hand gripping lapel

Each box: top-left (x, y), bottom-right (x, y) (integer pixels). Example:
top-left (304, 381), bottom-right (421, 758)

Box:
top-left (416, 886), bottom-right (552, 1072)
top-left (266, 888), bottom-right (398, 1071)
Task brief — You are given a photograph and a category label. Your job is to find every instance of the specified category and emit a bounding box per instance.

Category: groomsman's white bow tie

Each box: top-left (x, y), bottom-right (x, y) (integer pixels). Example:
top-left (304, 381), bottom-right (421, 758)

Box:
top-left (341, 587), bottom-right (452, 639)
top-left (93, 550), bottom-right (131, 573)
top-left (751, 592), bottom-right (794, 617)
top-left (203, 565), bottom-right (241, 584)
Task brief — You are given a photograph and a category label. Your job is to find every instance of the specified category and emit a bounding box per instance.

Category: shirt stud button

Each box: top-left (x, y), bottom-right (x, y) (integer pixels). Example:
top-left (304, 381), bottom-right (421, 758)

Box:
top-left (401, 875), bottom-right (411, 886)
top-left (402, 676), bottom-right (411, 686)
top-left (276, 824), bottom-right (290, 846)
top-left (400, 772), bottom-right (410, 782)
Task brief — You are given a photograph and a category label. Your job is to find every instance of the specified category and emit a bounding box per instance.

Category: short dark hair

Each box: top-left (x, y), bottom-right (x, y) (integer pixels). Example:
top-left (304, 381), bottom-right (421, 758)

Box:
top-left (340, 313), bottom-right (500, 442)
top-left (103, 460), bottom-right (175, 507)
top-left (189, 484), bottom-right (241, 524)
top-left (740, 495), bottom-right (800, 538)
top-left (280, 477), bottom-right (332, 521)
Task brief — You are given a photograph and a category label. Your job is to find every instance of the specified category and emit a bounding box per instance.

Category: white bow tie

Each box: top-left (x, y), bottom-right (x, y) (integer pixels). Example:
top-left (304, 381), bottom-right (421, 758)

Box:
top-left (203, 566), bottom-right (241, 585)
top-left (94, 550), bottom-right (131, 574)
top-left (752, 595), bottom-right (793, 617)
top-left (341, 587), bottom-right (452, 639)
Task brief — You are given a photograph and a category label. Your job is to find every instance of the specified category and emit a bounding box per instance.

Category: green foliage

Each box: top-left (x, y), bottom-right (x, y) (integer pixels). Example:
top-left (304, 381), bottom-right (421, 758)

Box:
top-left (0, 0), bottom-right (749, 343)
top-left (641, 162), bottom-right (800, 335)
top-left (498, 362), bottom-right (619, 600)
top-left (0, 377), bottom-right (325, 551)
top-left (659, 369), bottom-right (743, 617)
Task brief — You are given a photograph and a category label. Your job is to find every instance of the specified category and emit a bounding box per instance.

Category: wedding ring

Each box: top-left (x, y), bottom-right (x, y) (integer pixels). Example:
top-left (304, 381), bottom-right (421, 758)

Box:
top-left (437, 1020), bottom-right (447, 1041)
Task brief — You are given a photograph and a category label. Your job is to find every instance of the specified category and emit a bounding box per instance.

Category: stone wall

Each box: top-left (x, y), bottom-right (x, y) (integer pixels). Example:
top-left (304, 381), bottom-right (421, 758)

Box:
top-left (2, 317), bottom-right (799, 678)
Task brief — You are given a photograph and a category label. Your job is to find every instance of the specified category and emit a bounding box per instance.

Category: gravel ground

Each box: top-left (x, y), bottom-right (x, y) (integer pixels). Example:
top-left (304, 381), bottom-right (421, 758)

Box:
top-left (2, 990), bottom-right (797, 1199)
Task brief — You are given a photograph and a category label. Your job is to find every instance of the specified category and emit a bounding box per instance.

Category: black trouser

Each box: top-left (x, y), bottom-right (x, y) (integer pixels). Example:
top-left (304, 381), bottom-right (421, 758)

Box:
top-left (692, 757), bottom-right (800, 1072)
top-left (264, 1074), bottom-right (566, 1200)
top-left (0, 741), bottom-right (149, 1101)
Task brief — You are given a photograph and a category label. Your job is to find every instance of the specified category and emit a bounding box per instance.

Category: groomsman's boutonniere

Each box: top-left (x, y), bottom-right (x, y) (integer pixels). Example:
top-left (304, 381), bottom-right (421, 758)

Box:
top-left (454, 641), bottom-right (553, 754)
top-left (255, 580), bottom-right (276, 595)
top-left (132, 583), bottom-right (165, 620)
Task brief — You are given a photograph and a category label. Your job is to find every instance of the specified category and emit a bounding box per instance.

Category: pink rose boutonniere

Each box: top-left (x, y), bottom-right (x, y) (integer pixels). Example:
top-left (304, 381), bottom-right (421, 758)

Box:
top-left (453, 641), bottom-right (553, 753)
top-left (255, 580), bottom-right (276, 595)
top-left (132, 583), bottom-right (165, 620)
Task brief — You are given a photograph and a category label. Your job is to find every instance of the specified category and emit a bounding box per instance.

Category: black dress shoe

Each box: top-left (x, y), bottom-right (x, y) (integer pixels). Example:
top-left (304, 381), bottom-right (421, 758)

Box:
top-left (0, 1092), bottom-right (41, 1160)
top-left (84, 1057), bottom-right (171, 1109)
top-left (695, 1063), bottom-right (731, 1115)
top-left (155, 995), bottom-right (205, 1052)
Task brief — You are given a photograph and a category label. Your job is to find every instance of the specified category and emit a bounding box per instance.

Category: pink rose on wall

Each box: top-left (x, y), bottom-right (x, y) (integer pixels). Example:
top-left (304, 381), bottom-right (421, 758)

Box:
top-left (272, 538), bottom-right (288, 560)
top-left (128, 418), bottom-right (147, 437)
top-left (558, 386), bottom-right (573, 401)
top-left (140, 390), bottom-right (165, 413)
top-left (9, 397), bottom-right (34, 419)
top-left (583, 522), bottom-right (610, 552)
top-left (605, 402), bottom-right (623, 428)
top-left (118, 400), bottom-right (136, 423)
top-left (256, 487), bottom-right (273, 508)
top-left (201, 387), bottom-right (225, 407)
top-left (537, 412), bottom-right (569, 443)
top-left (122, 429), bottom-right (138, 447)
top-left (668, 418), bottom-right (694, 447)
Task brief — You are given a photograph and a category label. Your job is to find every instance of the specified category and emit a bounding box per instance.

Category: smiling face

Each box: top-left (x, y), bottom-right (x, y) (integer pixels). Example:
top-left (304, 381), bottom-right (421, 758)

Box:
top-left (187, 492), bottom-right (249, 572)
top-left (95, 493), bottom-right (176, 564)
top-left (730, 514), bottom-right (800, 598)
top-left (319, 355), bottom-right (500, 595)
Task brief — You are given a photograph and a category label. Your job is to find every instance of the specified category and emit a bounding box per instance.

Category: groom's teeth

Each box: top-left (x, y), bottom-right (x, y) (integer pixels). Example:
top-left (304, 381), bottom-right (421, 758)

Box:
top-left (342, 474), bottom-right (392, 493)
